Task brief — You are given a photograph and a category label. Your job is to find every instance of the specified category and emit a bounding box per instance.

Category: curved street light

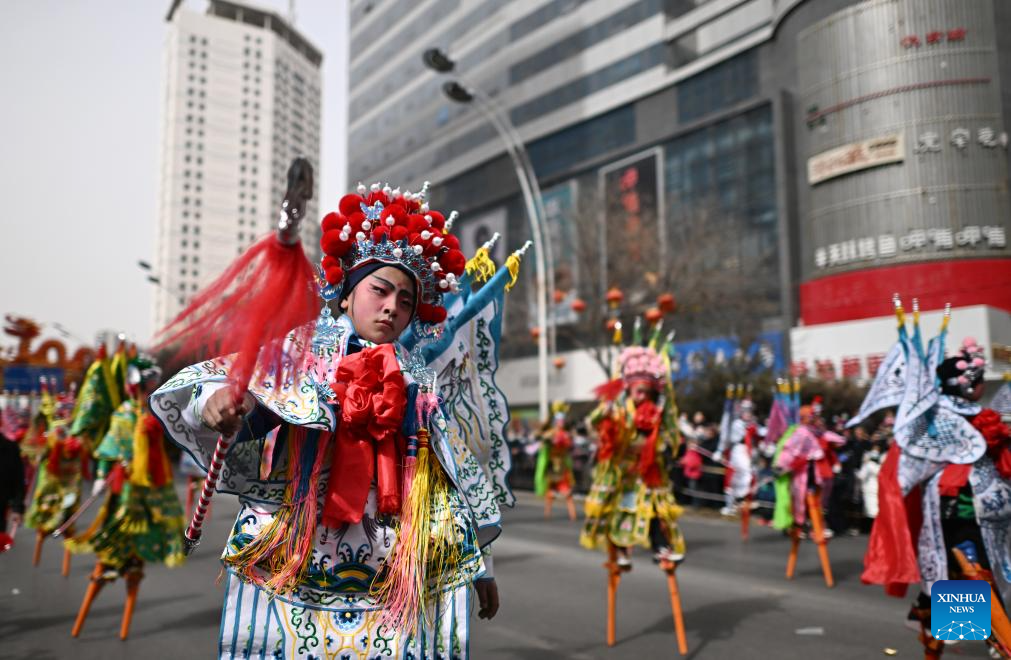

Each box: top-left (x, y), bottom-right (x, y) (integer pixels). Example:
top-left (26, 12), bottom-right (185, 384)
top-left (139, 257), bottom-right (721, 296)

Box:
top-left (427, 51), bottom-right (557, 419)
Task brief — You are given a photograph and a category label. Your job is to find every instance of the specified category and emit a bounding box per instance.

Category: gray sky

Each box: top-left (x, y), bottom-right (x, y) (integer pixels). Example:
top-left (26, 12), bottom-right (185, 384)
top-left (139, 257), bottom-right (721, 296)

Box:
top-left (0, 0), bottom-right (347, 350)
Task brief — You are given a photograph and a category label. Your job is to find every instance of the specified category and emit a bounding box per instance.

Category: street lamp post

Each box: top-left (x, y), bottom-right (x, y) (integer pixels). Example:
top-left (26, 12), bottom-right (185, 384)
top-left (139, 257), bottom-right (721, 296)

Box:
top-left (424, 49), bottom-right (556, 419)
top-left (138, 259), bottom-right (185, 306)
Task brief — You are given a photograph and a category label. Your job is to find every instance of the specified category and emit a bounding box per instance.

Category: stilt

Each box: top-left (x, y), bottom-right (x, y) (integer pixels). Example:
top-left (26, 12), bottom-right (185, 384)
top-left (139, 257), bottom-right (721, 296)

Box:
top-left (566, 495), bottom-right (577, 522)
top-left (120, 568), bottom-right (143, 640)
top-left (740, 493), bottom-right (752, 540)
top-left (544, 492), bottom-right (554, 520)
top-left (72, 562), bottom-right (108, 637)
top-left (32, 530), bottom-right (44, 567)
top-left (806, 490), bottom-right (834, 588)
top-left (605, 543), bottom-right (622, 647)
top-left (785, 527), bottom-right (800, 579)
top-left (61, 546), bottom-right (72, 577)
top-left (918, 624), bottom-right (945, 659)
top-left (951, 546), bottom-right (1011, 655)
top-left (661, 560), bottom-right (689, 655)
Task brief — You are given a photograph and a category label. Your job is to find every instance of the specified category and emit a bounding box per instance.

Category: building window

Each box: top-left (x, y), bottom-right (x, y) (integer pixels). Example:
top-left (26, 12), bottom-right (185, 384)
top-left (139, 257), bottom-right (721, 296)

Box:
top-left (676, 50), bottom-right (758, 124)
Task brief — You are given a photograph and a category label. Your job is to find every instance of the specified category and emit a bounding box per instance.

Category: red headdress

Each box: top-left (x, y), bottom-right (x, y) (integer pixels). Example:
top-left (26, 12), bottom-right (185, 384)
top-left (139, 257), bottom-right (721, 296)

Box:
top-left (317, 181), bottom-right (467, 327)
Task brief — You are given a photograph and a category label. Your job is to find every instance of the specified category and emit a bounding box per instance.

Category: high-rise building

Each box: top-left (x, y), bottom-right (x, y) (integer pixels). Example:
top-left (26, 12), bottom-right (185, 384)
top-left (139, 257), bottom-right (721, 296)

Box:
top-left (348, 0), bottom-right (1011, 406)
top-left (153, 0), bottom-right (323, 331)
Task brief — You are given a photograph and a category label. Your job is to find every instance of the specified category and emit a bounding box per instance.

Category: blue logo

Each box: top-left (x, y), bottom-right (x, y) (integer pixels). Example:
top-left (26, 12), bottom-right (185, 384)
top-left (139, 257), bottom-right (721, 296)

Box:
top-left (931, 580), bottom-right (991, 641)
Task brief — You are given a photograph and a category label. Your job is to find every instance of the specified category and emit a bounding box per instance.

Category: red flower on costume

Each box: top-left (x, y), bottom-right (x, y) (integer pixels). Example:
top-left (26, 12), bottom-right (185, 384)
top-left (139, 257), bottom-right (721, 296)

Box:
top-left (323, 345), bottom-right (407, 527)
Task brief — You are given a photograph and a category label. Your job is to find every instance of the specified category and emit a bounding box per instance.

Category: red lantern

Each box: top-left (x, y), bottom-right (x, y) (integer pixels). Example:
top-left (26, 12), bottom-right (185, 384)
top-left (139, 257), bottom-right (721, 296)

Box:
top-left (570, 298), bottom-right (587, 313)
top-left (552, 289), bottom-right (565, 304)
top-left (606, 287), bottom-right (624, 308)
top-left (553, 357), bottom-right (566, 370)
top-left (530, 326), bottom-right (541, 341)
top-left (644, 307), bottom-right (663, 325)
top-left (657, 293), bottom-right (676, 314)
top-left (604, 318), bottom-right (618, 332)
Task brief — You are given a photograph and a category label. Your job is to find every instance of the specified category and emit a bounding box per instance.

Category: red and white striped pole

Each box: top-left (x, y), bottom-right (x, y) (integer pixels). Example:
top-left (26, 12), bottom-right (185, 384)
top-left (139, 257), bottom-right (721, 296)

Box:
top-left (183, 433), bottom-right (235, 554)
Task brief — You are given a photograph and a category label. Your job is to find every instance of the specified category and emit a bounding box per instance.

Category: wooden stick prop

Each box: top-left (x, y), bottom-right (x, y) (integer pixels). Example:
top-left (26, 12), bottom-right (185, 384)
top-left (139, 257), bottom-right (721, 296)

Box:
top-left (785, 527), bottom-right (801, 579)
top-left (52, 480), bottom-right (106, 538)
top-left (152, 160), bottom-right (318, 556)
top-left (661, 560), bottom-right (689, 655)
top-left (62, 547), bottom-right (72, 577)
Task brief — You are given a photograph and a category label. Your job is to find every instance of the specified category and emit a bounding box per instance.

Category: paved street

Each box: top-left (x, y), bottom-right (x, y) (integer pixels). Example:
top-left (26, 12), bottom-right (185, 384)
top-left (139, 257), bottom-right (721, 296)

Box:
top-left (0, 484), bottom-right (991, 659)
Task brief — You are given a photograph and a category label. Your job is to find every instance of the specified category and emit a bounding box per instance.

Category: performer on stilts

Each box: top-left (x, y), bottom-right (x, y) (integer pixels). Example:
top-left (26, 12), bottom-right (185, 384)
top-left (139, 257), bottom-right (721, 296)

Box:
top-left (150, 166), bottom-right (524, 658)
top-left (773, 398), bottom-right (843, 588)
top-left (581, 323), bottom-right (688, 654)
top-left (25, 378), bottom-right (85, 575)
top-left (67, 355), bottom-right (185, 640)
top-left (856, 298), bottom-right (1011, 659)
top-left (536, 401), bottom-right (577, 521)
top-left (716, 387), bottom-right (756, 517)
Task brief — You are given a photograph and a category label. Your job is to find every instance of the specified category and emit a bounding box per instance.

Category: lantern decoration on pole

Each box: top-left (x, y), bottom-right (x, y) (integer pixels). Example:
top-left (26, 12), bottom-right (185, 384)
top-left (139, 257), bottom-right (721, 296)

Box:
top-left (530, 326), bottom-right (541, 342)
top-left (553, 289), bottom-right (566, 305)
top-left (644, 307), bottom-right (663, 326)
top-left (605, 287), bottom-right (624, 309)
top-left (570, 298), bottom-right (587, 314)
top-left (657, 293), bottom-right (676, 314)
top-left (553, 356), bottom-right (566, 370)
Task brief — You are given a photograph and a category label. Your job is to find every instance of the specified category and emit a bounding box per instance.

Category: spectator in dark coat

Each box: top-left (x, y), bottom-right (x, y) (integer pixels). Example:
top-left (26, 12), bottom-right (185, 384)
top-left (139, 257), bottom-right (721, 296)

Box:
top-left (0, 431), bottom-right (25, 533)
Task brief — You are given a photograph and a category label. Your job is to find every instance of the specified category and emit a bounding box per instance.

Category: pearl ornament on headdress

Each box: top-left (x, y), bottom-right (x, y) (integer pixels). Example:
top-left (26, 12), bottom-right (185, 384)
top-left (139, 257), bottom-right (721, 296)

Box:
top-left (432, 236), bottom-right (443, 247)
top-left (356, 231), bottom-right (366, 241)
top-left (356, 182), bottom-right (366, 195)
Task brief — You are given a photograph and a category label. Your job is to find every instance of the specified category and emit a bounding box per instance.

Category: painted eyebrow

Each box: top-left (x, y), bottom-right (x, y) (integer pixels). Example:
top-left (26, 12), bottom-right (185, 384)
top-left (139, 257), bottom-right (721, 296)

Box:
top-left (371, 274), bottom-right (415, 303)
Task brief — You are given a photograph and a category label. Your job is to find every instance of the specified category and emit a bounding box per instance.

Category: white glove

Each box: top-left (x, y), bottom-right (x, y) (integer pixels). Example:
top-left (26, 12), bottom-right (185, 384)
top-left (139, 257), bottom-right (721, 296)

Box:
top-left (91, 478), bottom-right (106, 497)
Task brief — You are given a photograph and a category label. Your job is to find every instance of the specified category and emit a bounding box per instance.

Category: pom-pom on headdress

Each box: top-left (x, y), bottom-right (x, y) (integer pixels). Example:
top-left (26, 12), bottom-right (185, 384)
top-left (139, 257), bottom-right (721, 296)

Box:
top-left (318, 181), bottom-right (467, 327)
top-left (939, 336), bottom-right (987, 397)
top-left (619, 346), bottom-right (667, 386)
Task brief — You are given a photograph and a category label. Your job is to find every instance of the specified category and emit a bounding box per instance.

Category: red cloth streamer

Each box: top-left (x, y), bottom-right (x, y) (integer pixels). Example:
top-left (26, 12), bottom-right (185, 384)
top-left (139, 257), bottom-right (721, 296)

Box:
top-left (46, 440), bottom-right (63, 477)
top-left (322, 345), bottom-right (406, 527)
top-left (144, 414), bottom-right (168, 488)
top-left (107, 462), bottom-right (127, 495)
top-left (152, 234), bottom-right (318, 402)
top-left (861, 443), bottom-right (923, 597)
top-left (593, 379), bottom-right (625, 402)
top-left (634, 400), bottom-right (663, 488)
top-left (596, 416), bottom-right (619, 463)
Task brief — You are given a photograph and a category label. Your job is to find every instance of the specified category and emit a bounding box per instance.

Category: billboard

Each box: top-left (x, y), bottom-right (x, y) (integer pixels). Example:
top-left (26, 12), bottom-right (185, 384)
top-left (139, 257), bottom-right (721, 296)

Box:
top-left (3, 366), bottom-right (65, 392)
top-left (599, 149), bottom-right (664, 304)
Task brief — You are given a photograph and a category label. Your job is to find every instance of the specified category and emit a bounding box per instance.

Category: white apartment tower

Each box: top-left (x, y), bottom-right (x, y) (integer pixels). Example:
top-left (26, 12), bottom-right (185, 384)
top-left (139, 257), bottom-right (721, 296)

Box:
top-left (153, 0), bottom-right (322, 330)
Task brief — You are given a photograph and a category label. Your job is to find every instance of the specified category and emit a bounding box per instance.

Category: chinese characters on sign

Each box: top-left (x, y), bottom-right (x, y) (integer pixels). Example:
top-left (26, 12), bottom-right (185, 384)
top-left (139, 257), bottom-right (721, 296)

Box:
top-left (900, 27), bottom-right (967, 48)
top-left (790, 353), bottom-right (887, 381)
top-left (915, 127), bottom-right (1007, 154)
top-left (814, 226), bottom-right (1006, 269)
top-left (808, 134), bottom-right (904, 185)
